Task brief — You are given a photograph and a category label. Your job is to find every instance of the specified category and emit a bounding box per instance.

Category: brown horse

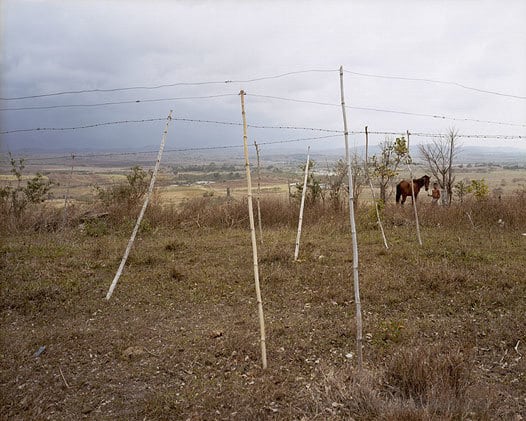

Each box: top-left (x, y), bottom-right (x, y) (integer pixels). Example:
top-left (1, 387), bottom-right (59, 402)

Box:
top-left (396, 175), bottom-right (430, 204)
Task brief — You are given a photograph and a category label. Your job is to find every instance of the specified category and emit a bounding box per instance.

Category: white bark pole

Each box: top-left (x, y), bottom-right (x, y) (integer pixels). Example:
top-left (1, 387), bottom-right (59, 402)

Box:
top-left (62, 153), bottom-right (75, 228)
top-left (240, 91), bottom-right (267, 370)
top-left (106, 110), bottom-right (173, 300)
top-left (294, 146), bottom-right (310, 261)
top-left (365, 127), bottom-right (389, 249)
top-left (340, 66), bottom-right (363, 369)
top-left (254, 141), bottom-right (264, 245)
top-left (406, 130), bottom-right (423, 246)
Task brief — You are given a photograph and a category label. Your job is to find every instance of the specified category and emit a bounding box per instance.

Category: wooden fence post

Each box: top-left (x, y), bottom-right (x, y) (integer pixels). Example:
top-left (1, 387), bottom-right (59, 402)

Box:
top-left (294, 146), bottom-right (310, 261)
top-left (62, 153), bottom-right (75, 228)
top-left (254, 141), bottom-right (264, 245)
top-left (240, 91), bottom-right (267, 369)
top-left (406, 130), bottom-right (423, 246)
top-left (105, 110), bottom-right (173, 300)
top-left (339, 66), bottom-right (363, 369)
top-left (365, 127), bottom-right (389, 249)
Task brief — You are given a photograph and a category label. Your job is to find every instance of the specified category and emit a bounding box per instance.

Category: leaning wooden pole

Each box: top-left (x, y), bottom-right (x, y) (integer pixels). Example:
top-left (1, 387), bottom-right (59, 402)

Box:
top-left (294, 146), bottom-right (310, 261)
top-left (406, 130), bottom-right (423, 246)
top-left (365, 127), bottom-right (389, 249)
top-left (240, 91), bottom-right (267, 369)
top-left (106, 110), bottom-right (173, 300)
top-left (339, 66), bottom-right (363, 369)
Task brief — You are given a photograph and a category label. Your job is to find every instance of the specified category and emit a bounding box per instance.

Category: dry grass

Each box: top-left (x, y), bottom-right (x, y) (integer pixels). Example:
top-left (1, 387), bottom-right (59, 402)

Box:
top-left (0, 194), bottom-right (525, 419)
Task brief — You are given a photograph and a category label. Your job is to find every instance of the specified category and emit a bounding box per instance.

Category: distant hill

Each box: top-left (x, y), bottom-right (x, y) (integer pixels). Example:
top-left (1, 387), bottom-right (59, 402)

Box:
top-left (3, 143), bottom-right (525, 166)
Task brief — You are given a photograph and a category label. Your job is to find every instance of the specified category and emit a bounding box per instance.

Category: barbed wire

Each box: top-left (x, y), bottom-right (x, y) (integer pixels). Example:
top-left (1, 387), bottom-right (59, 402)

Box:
top-left (0, 69), bottom-right (338, 101)
top-left (248, 93), bottom-right (526, 128)
top-left (0, 134), bottom-right (343, 164)
top-left (0, 94), bottom-right (238, 112)
top-left (1, 130), bottom-right (523, 166)
top-left (4, 89), bottom-right (524, 131)
top-left (0, 118), bottom-right (167, 134)
top-left (4, 110), bottom-right (526, 137)
top-left (2, 67), bottom-right (524, 102)
top-left (343, 69), bottom-right (526, 100)
top-left (0, 116), bottom-right (343, 135)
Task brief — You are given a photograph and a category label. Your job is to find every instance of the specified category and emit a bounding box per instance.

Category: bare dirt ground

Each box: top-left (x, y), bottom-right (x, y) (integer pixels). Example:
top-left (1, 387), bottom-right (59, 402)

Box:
top-left (1, 209), bottom-right (525, 419)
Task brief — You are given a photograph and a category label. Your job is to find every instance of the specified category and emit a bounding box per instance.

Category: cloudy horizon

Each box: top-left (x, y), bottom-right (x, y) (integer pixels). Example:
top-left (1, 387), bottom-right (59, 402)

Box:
top-left (1, 0), bottom-right (525, 156)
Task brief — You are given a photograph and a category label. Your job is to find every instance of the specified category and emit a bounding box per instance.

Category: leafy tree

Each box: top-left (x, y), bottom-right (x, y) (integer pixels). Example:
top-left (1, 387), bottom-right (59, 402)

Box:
top-left (369, 136), bottom-right (408, 203)
top-left (466, 179), bottom-right (489, 200)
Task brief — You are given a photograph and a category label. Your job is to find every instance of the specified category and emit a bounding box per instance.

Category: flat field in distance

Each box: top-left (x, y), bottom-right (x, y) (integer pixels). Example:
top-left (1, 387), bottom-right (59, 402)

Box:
top-left (1, 154), bottom-right (525, 207)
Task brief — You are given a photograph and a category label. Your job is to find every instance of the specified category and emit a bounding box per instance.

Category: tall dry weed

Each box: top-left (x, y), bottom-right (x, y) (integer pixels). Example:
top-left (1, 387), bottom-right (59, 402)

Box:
top-left (304, 345), bottom-right (493, 420)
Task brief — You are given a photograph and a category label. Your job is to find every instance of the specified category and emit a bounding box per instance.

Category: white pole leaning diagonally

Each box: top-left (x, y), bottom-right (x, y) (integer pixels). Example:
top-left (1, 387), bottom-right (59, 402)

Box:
top-left (294, 146), bottom-right (310, 261)
top-left (339, 66), bottom-right (363, 369)
top-left (240, 91), bottom-right (268, 370)
top-left (105, 110), bottom-right (173, 300)
top-left (365, 127), bottom-right (389, 249)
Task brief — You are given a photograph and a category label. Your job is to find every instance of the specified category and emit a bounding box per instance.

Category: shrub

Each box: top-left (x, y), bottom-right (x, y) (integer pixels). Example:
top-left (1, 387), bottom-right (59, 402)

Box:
top-left (95, 165), bottom-right (150, 211)
top-left (0, 156), bottom-right (54, 219)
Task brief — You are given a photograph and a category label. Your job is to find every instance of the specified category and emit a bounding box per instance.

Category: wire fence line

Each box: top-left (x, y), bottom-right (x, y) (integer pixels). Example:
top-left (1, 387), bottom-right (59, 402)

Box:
top-left (0, 94), bottom-right (239, 112)
top-left (342, 69), bottom-right (526, 100)
top-left (248, 93), bottom-right (526, 127)
top-left (0, 69), bottom-right (339, 101)
top-left (2, 92), bottom-right (524, 128)
top-left (2, 112), bottom-right (525, 136)
top-left (2, 67), bottom-right (524, 101)
top-left (1, 128), bottom-right (523, 166)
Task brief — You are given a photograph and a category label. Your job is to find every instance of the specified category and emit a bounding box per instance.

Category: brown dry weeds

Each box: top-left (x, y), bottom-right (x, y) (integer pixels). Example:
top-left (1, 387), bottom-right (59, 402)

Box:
top-left (1, 199), bottom-right (525, 420)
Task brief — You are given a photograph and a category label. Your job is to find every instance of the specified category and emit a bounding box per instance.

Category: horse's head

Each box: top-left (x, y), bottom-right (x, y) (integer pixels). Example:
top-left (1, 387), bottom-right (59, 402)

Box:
top-left (423, 175), bottom-right (430, 191)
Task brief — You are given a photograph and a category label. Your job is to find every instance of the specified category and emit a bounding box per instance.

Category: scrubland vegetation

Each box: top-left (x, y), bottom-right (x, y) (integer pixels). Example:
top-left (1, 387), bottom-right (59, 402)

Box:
top-left (1, 164), bottom-right (525, 420)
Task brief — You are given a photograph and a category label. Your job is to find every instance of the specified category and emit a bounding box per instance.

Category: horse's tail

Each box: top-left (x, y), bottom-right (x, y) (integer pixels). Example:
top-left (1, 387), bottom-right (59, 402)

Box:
top-left (396, 183), bottom-right (401, 203)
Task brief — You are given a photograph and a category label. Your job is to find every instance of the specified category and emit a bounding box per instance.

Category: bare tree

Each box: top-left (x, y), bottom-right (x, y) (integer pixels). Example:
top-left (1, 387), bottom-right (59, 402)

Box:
top-left (328, 155), bottom-right (366, 209)
top-left (418, 128), bottom-right (461, 205)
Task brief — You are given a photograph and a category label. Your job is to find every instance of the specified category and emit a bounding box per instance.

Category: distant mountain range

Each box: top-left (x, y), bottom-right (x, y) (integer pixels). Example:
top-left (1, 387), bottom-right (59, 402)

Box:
top-left (3, 144), bottom-right (525, 166)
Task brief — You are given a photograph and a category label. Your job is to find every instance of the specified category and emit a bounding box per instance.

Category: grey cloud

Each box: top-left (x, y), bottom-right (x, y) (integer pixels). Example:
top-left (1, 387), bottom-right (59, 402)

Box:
top-left (1, 0), bottom-right (525, 153)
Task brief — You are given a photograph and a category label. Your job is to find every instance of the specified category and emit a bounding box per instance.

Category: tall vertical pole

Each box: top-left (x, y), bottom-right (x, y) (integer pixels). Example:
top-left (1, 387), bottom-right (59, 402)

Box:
top-left (406, 130), bottom-right (423, 246)
top-left (294, 146), bottom-right (310, 261)
top-left (254, 141), bottom-right (264, 245)
top-left (339, 66), bottom-right (363, 369)
top-left (62, 153), bottom-right (75, 228)
top-left (447, 129), bottom-right (455, 206)
top-left (365, 126), bottom-right (369, 167)
top-left (106, 110), bottom-right (173, 300)
top-left (240, 91), bottom-right (267, 370)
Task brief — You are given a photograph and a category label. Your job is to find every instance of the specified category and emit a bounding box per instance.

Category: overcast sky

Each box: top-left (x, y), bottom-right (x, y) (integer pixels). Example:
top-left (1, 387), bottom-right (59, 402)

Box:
top-left (1, 0), bottom-right (525, 155)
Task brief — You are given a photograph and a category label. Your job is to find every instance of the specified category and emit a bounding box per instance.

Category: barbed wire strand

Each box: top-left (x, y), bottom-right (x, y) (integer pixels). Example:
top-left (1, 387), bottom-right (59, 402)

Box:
top-left (2, 67), bottom-right (524, 101)
top-left (343, 69), bottom-right (526, 100)
top-left (0, 69), bottom-right (338, 101)
top-left (1, 131), bottom-right (523, 166)
top-left (0, 94), bottom-right (239, 112)
top-left (3, 110), bottom-right (526, 136)
top-left (248, 93), bottom-right (526, 128)
top-left (0, 118), bottom-right (167, 134)
top-left (0, 117), bottom-right (344, 135)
